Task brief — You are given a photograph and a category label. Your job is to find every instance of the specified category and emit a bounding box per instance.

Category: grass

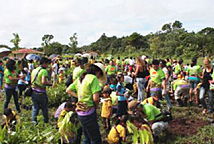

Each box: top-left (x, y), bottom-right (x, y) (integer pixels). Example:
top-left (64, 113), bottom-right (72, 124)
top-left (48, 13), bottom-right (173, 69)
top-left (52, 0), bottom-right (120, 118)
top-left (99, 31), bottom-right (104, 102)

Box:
top-left (1, 91), bottom-right (214, 144)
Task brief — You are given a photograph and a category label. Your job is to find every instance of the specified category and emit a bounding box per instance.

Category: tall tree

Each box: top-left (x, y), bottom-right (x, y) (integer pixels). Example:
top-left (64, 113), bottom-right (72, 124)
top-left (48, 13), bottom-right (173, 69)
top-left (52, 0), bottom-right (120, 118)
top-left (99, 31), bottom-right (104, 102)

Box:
top-left (42, 34), bottom-right (54, 55)
top-left (69, 33), bottom-right (78, 53)
top-left (10, 33), bottom-right (21, 50)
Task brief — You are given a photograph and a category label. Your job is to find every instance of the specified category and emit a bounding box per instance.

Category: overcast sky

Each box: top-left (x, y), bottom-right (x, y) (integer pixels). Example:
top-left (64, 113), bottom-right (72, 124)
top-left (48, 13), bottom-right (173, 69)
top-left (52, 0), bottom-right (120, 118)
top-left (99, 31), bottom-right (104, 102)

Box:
top-left (0, 0), bottom-right (213, 48)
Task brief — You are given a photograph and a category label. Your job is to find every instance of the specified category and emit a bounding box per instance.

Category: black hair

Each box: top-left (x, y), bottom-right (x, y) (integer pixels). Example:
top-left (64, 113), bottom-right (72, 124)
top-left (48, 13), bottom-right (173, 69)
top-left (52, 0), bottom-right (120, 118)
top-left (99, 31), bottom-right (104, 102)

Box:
top-left (117, 73), bottom-right (124, 81)
top-left (0, 60), bottom-right (3, 64)
top-left (161, 60), bottom-right (166, 67)
top-left (40, 57), bottom-right (50, 65)
top-left (118, 56), bottom-right (120, 60)
top-left (81, 57), bottom-right (88, 65)
top-left (110, 76), bottom-right (118, 85)
top-left (79, 64), bottom-right (103, 83)
top-left (179, 59), bottom-right (183, 65)
top-left (152, 59), bottom-right (159, 65)
top-left (65, 101), bottom-right (74, 109)
top-left (6, 59), bottom-right (16, 71)
top-left (4, 108), bottom-right (13, 117)
top-left (29, 59), bottom-right (33, 63)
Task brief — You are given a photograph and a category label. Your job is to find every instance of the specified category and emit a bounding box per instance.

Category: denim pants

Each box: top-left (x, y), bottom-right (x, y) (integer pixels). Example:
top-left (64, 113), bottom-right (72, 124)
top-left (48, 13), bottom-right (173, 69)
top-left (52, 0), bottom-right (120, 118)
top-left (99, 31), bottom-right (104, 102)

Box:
top-left (199, 87), bottom-right (213, 113)
top-left (136, 78), bottom-right (145, 102)
top-left (31, 91), bottom-right (49, 123)
top-left (77, 111), bottom-right (102, 144)
top-left (4, 88), bottom-right (21, 112)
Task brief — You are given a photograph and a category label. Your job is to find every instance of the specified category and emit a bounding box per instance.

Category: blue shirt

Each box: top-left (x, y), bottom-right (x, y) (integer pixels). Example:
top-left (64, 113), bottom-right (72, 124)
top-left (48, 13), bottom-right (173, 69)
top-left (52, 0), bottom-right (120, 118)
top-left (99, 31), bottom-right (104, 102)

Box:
top-left (0, 65), bottom-right (4, 77)
top-left (116, 82), bottom-right (126, 101)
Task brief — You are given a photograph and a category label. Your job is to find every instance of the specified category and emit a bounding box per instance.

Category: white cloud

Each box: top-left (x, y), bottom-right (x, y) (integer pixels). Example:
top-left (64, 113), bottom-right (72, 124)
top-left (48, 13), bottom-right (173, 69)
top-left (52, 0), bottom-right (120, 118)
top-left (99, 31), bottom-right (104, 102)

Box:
top-left (0, 0), bottom-right (213, 48)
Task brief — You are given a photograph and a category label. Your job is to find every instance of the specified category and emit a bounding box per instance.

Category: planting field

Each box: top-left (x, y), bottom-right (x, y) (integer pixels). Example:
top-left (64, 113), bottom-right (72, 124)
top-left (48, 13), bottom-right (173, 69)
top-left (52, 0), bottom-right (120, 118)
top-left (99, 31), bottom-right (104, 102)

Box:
top-left (1, 90), bottom-right (214, 144)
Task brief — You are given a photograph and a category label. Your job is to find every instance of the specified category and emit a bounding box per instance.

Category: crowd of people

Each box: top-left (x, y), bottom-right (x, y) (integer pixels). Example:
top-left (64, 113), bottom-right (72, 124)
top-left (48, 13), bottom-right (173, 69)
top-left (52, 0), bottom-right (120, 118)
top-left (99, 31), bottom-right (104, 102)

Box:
top-left (1, 54), bottom-right (214, 144)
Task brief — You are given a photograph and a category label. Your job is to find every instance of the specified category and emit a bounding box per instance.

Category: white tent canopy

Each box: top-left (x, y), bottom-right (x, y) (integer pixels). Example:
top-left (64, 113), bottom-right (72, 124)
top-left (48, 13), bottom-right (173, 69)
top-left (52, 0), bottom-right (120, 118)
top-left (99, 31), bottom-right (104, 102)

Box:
top-left (0, 48), bottom-right (10, 53)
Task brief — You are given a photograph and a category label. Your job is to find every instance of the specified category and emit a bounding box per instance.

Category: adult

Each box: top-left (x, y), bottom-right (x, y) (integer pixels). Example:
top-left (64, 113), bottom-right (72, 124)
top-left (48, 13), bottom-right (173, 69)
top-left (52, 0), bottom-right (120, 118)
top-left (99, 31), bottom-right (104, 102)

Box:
top-left (4, 59), bottom-right (21, 113)
top-left (51, 59), bottom-right (59, 84)
top-left (105, 60), bottom-right (117, 84)
top-left (66, 63), bottom-right (106, 144)
top-left (73, 58), bottom-right (86, 82)
top-left (132, 57), bottom-right (149, 102)
top-left (199, 58), bottom-right (213, 114)
top-left (146, 60), bottom-right (166, 108)
top-left (31, 57), bottom-right (52, 123)
top-left (187, 58), bottom-right (202, 105)
top-left (160, 60), bottom-right (172, 110)
top-left (128, 100), bottom-right (168, 142)
top-left (0, 60), bottom-right (4, 92)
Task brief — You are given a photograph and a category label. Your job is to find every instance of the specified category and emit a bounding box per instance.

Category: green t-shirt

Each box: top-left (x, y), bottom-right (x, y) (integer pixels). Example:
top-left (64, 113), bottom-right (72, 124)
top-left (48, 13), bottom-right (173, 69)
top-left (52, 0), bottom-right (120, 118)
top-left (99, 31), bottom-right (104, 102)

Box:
top-left (142, 104), bottom-right (163, 121)
top-left (171, 79), bottom-right (189, 90)
top-left (105, 65), bottom-right (116, 75)
top-left (73, 66), bottom-right (86, 81)
top-left (4, 69), bottom-right (17, 85)
top-left (212, 71), bottom-right (214, 80)
top-left (187, 65), bottom-right (201, 76)
top-left (31, 67), bottom-right (48, 88)
top-left (69, 74), bottom-right (101, 107)
top-left (150, 68), bottom-right (165, 85)
top-left (166, 62), bottom-right (171, 66)
top-left (174, 64), bottom-right (182, 74)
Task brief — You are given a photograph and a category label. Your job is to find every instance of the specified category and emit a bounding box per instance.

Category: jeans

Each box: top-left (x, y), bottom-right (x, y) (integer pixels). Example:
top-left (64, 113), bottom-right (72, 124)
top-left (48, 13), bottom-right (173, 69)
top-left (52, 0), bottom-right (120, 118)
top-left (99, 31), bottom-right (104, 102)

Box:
top-left (31, 91), bottom-right (49, 123)
top-left (77, 111), bottom-right (102, 144)
top-left (164, 93), bottom-right (172, 109)
top-left (199, 87), bottom-right (213, 113)
top-left (4, 88), bottom-right (21, 112)
top-left (136, 78), bottom-right (145, 102)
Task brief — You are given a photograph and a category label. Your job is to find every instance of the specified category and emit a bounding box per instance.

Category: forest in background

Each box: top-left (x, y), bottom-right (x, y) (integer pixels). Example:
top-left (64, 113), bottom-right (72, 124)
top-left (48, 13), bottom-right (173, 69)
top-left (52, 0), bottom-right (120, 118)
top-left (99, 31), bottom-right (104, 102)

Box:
top-left (1, 20), bottom-right (214, 59)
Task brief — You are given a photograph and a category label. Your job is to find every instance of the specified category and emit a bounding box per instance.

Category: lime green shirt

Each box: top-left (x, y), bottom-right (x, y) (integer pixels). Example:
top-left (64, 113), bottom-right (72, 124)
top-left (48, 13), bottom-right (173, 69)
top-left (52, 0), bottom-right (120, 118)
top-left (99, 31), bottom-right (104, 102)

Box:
top-left (171, 79), bottom-right (189, 90)
top-left (166, 62), bottom-right (171, 66)
top-left (187, 65), bottom-right (201, 76)
top-left (31, 67), bottom-right (48, 88)
top-left (69, 74), bottom-right (101, 107)
top-left (212, 71), bottom-right (214, 80)
top-left (150, 68), bottom-right (165, 85)
top-left (105, 65), bottom-right (116, 75)
top-left (4, 69), bottom-right (17, 85)
top-left (174, 64), bottom-right (182, 74)
top-left (73, 66), bottom-right (86, 81)
top-left (142, 104), bottom-right (163, 121)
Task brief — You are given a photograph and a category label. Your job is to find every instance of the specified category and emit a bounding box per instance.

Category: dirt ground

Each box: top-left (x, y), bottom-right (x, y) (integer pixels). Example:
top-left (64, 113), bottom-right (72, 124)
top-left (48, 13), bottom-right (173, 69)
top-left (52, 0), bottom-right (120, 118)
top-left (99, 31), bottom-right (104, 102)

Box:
top-left (168, 117), bottom-right (209, 136)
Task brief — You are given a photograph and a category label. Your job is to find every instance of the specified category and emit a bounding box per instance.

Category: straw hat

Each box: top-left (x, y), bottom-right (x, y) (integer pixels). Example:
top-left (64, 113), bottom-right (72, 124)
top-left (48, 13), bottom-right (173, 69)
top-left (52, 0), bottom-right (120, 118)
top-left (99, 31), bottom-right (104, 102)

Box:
top-left (93, 63), bottom-right (107, 87)
top-left (128, 100), bottom-right (141, 114)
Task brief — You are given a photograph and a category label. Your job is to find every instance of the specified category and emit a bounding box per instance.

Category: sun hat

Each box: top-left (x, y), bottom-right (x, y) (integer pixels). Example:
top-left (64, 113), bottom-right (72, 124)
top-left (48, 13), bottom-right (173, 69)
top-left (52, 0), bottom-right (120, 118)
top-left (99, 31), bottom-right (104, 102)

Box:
top-left (93, 63), bottom-right (107, 87)
top-left (128, 100), bottom-right (141, 114)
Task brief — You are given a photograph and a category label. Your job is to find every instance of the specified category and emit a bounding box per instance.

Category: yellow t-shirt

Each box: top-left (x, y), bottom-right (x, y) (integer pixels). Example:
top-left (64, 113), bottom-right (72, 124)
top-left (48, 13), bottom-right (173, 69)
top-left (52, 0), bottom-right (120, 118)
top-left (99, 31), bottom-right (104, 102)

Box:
top-left (107, 124), bottom-right (125, 144)
top-left (101, 98), bottom-right (112, 118)
top-left (58, 73), bottom-right (64, 83)
top-left (142, 97), bottom-right (155, 106)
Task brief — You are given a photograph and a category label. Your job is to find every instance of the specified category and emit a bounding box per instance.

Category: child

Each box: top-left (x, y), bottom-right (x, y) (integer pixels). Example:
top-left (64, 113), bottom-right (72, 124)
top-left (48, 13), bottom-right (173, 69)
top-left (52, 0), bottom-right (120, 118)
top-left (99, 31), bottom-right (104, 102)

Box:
top-left (107, 115), bottom-right (128, 144)
top-left (101, 88), bottom-right (112, 131)
top-left (1, 108), bottom-right (19, 131)
top-left (58, 68), bottom-right (64, 83)
top-left (128, 114), bottom-right (154, 144)
top-left (116, 73), bottom-right (128, 117)
top-left (58, 102), bottom-right (81, 144)
top-left (142, 95), bottom-right (159, 107)
top-left (109, 77), bottom-right (118, 114)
